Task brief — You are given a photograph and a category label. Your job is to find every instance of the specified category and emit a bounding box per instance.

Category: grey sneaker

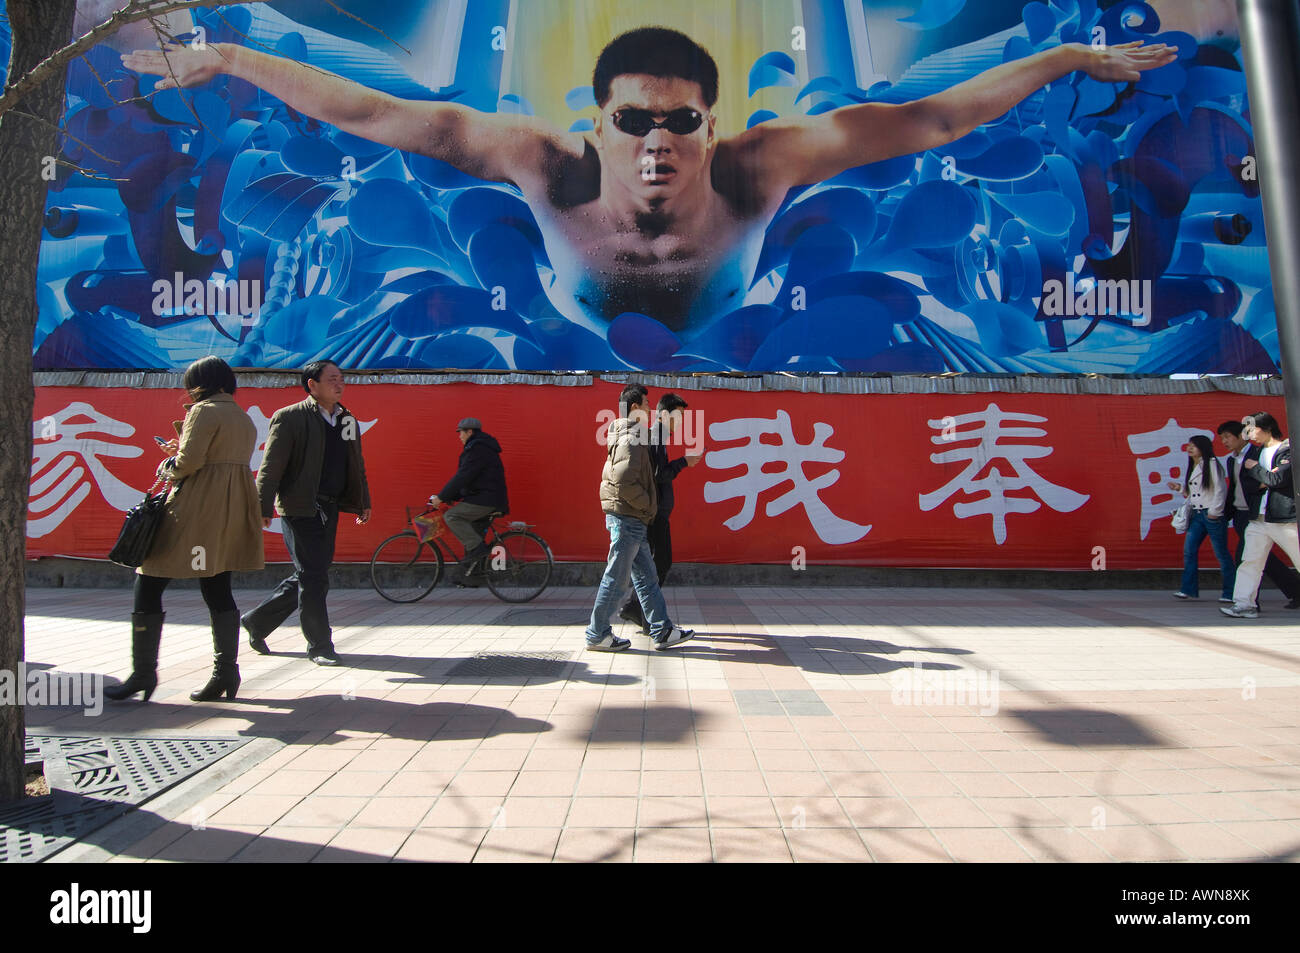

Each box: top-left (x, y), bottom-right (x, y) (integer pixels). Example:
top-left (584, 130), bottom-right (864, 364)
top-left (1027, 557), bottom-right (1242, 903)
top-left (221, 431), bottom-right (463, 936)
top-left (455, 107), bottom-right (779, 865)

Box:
top-left (1220, 605), bottom-right (1258, 619)
top-left (1173, 592), bottom-right (1194, 600)
top-left (654, 626), bottom-right (695, 651)
top-left (586, 634), bottom-right (631, 652)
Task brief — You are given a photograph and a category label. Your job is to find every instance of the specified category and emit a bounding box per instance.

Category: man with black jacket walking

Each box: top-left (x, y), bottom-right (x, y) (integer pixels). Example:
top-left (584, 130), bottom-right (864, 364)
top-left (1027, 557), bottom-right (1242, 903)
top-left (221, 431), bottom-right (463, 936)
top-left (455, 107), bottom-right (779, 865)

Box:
top-left (1222, 412), bottom-right (1299, 619)
top-left (429, 417), bottom-right (510, 586)
top-left (242, 360), bottom-right (371, 664)
top-left (1217, 420), bottom-right (1300, 609)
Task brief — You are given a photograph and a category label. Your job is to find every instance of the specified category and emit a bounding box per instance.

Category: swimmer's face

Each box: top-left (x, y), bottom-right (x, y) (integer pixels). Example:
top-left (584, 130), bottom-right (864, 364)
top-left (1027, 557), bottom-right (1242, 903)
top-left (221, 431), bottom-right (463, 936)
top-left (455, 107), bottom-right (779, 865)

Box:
top-left (596, 74), bottom-right (715, 202)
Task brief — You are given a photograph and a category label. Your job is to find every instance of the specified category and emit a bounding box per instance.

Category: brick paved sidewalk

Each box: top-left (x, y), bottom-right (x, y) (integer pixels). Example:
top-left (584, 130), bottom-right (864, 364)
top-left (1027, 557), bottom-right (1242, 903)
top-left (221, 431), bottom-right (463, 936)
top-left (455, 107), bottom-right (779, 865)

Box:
top-left (21, 585), bottom-right (1300, 863)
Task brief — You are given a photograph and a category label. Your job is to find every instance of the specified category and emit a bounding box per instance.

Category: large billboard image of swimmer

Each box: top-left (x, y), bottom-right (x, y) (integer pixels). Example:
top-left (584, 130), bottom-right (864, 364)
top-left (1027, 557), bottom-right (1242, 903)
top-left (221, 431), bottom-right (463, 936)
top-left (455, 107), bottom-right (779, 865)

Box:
top-left (22, 0), bottom-right (1276, 374)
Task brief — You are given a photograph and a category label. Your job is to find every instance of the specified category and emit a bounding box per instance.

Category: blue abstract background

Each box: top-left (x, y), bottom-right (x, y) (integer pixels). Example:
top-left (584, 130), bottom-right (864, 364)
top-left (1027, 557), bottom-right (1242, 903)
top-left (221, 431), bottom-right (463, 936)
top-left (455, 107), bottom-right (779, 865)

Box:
top-left (11, 0), bottom-right (1280, 373)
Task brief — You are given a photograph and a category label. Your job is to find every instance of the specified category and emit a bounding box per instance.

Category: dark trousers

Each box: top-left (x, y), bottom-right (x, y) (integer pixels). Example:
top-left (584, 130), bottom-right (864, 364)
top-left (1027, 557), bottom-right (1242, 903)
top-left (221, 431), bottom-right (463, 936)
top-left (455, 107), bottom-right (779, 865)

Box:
top-left (134, 572), bottom-right (236, 614)
top-left (1231, 509), bottom-right (1300, 601)
top-left (243, 503), bottom-right (339, 650)
top-left (622, 513), bottom-right (672, 621)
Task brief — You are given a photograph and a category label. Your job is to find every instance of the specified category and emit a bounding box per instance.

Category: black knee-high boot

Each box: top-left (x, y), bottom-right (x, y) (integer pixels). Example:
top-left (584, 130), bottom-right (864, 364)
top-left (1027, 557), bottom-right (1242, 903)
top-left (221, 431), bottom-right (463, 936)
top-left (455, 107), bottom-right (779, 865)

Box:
top-left (105, 612), bottom-right (164, 701)
top-left (190, 609), bottom-right (241, 702)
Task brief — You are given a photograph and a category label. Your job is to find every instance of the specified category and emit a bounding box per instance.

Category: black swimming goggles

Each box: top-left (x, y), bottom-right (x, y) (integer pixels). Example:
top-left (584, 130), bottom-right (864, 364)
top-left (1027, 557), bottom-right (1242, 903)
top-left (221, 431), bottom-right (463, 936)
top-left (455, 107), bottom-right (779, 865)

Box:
top-left (610, 107), bottom-right (706, 137)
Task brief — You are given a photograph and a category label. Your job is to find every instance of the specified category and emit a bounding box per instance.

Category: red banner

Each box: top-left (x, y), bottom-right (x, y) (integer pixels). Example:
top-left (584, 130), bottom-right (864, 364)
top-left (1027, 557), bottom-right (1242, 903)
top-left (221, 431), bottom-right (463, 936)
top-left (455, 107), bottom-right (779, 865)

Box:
top-left (28, 383), bottom-right (1289, 570)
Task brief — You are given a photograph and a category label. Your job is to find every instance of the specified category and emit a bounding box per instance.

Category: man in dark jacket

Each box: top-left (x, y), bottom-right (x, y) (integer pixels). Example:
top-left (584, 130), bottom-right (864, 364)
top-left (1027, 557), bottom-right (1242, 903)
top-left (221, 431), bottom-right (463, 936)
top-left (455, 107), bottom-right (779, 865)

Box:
top-left (619, 392), bottom-right (701, 632)
top-left (1222, 411), bottom-right (1298, 619)
top-left (242, 360), bottom-right (371, 664)
top-left (1217, 420), bottom-right (1300, 609)
top-left (429, 417), bottom-right (509, 587)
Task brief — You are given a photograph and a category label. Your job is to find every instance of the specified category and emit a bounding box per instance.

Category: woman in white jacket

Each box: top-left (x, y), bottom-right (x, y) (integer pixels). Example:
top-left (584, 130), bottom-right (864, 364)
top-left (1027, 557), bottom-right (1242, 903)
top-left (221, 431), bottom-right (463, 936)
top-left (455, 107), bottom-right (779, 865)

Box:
top-left (1167, 434), bottom-right (1236, 601)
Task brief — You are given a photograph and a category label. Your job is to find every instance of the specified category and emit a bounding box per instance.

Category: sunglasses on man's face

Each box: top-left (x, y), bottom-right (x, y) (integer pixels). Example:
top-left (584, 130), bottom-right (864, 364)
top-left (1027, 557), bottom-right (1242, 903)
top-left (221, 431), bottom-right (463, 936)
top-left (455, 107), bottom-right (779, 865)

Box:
top-left (610, 107), bottom-right (705, 137)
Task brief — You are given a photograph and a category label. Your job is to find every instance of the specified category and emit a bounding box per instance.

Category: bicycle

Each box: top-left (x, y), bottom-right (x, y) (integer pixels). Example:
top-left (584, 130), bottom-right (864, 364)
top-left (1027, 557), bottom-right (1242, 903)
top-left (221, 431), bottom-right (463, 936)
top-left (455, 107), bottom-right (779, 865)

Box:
top-left (369, 504), bottom-right (554, 604)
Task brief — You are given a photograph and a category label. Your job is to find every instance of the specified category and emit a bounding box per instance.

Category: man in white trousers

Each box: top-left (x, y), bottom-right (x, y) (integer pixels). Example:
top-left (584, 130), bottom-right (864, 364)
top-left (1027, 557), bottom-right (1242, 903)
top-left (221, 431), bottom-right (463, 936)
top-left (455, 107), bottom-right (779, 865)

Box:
top-left (1222, 412), bottom-right (1298, 619)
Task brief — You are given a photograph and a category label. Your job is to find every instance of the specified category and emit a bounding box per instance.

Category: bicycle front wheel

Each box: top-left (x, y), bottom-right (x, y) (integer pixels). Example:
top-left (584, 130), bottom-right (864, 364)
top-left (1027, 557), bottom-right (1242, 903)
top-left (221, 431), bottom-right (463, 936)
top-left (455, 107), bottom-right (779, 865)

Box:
top-left (483, 531), bottom-right (554, 603)
top-left (370, 531), bottom-right (444, 602)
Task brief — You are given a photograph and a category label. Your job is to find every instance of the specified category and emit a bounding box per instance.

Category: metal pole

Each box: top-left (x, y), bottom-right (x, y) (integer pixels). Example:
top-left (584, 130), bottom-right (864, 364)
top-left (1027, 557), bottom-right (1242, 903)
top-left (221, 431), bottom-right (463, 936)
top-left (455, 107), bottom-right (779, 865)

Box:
top-left (1238, 0), bottom-right (1300, 439)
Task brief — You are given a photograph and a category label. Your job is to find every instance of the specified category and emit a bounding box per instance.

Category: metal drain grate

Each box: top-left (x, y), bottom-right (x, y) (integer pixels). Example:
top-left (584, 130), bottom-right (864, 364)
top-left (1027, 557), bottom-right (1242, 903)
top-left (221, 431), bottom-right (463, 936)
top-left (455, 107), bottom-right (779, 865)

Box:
top-left (446, 651), bottom-right (574, 678)
top-left (1, 734), bottom-right (249, 863)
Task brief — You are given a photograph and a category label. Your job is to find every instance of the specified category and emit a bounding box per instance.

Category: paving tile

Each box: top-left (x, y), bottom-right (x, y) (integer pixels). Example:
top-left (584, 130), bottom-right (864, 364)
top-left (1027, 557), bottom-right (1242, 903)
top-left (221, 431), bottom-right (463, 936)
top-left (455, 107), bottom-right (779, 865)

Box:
top-left (352, 796), bottom-right (438, 828)
top-left (316, 827), bottom-right (409, 862)
top-left (420, 796), bottom-right (503, 828)
top-left (931, 829), bottom-right (1035, 862)
top-left (641, 771), bottom-right (704, 797)
top-left (313, 771), bottom-right (397, 797)
top-left (633, 827), bottom-right (712, 863)
top-left (277, 796), bottom-right (369, 828)
top-left (575, 770), bottom-right (641, 797)
top-left (638, 796), bottom-right (708, 828)
top-left (567, 797), bottom-right (639, 828)
top-left (702, 771), bottom-right (769, 796)
top-left (396, 829), bottom-right (484, 863)
top-left (772, 797), bottom-right (850, 828)
top-left (1147, 822), bottom-right (1262, 860)
top-left (856, 827), bottom-right (951, 862)
top-left (1009, 827), bottom-right (1117, 862)
top-left (208, 795), bottom-right (303, 827)
top-left (785, 828), bottom-right (873, 862)
top-left (706, 796), bottom-right (781, 828)
top-left (509, 771), bottom-right (580, 797)
top-left (154, 826), bottom-right (264, 862)
top-left (554, 828), bottom-right (636, 863)
top-left (474, 828), bottom-right (561, 863)
top-left (378, 771), bottom-right (456, 797)
top-left (498, 797), bottom-right (571, 827)
top-left (906, 796), bottom-right (995, 828)
top-left (711, 829), bottom-right (793, 862)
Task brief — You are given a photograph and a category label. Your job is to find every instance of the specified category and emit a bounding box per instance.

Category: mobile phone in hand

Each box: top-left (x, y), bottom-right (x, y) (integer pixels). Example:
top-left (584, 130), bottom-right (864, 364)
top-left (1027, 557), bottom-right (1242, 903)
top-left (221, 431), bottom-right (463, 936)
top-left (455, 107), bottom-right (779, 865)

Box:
top-left (154, 436), bottom-right (169, 447)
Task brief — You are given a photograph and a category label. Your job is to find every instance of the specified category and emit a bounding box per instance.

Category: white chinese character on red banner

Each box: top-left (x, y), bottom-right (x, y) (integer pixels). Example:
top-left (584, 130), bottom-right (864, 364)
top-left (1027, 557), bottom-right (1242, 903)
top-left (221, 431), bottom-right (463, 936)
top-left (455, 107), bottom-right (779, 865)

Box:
top-left (702, 410), bottom-right (870, 544)
top-left (1126, 418), bottom-right (1212, 540)
top-left (919, 403), bottom-right (1089, 544)
top-left (246, 405), bottom-right (379, 535)
top-left (29, 402), bottom-right (145, 538)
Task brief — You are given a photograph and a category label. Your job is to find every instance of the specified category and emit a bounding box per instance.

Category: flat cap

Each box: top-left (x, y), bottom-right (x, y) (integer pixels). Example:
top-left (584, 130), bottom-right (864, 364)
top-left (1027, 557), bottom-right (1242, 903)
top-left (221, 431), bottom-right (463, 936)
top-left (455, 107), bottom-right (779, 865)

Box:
top-left (456, 417), bottom-right (482, 430)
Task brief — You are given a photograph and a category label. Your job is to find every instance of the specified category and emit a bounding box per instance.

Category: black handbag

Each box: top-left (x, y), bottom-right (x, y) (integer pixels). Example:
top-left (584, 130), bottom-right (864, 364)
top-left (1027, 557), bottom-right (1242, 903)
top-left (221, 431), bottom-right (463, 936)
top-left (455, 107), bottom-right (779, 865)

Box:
top-left (107, 475), bottom-right (172, 569)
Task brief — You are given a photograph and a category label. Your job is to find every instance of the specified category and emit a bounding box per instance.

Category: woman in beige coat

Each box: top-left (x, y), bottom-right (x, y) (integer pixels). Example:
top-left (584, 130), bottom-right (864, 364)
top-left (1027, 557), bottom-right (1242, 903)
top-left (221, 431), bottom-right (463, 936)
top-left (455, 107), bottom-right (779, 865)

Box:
top-left (105, 356), bottom-right (264, 703)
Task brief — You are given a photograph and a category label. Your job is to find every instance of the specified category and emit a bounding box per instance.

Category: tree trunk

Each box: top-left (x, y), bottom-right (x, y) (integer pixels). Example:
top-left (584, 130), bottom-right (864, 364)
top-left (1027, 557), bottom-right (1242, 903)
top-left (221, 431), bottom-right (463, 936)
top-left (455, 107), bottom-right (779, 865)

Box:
top-left (0, 0), bottom-right (78, 804)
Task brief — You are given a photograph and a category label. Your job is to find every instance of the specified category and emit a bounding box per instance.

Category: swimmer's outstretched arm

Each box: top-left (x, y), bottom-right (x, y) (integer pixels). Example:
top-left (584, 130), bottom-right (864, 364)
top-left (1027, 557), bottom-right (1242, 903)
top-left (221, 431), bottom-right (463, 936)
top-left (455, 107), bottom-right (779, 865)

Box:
top-left (123, 43), bottom-right (560, 185)
top-left (732, 42), bottom-right (1178, 190)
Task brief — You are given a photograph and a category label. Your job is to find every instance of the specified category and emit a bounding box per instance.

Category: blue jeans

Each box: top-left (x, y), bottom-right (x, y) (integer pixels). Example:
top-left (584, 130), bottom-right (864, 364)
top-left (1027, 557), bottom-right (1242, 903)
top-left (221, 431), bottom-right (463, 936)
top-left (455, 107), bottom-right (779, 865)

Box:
top-left (586, 514), bottom-right (671, 643)
top-left (1180, 509), bottom-right (1236, 598)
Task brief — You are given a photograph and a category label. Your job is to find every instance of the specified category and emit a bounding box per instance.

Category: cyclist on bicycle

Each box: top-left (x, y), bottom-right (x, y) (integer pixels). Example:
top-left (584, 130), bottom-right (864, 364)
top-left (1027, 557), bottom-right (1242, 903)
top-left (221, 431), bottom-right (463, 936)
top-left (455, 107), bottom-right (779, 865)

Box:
top-left (428, 417), bottom-right (509, 587)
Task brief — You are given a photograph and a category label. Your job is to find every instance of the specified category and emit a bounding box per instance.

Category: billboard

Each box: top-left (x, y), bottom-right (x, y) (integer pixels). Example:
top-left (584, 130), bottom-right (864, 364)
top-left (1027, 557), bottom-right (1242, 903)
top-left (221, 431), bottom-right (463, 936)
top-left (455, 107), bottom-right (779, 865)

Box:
top-left (24, 0), bottom-right (1279, 374)
top-left (28, 381), bottom-right (1288, 568)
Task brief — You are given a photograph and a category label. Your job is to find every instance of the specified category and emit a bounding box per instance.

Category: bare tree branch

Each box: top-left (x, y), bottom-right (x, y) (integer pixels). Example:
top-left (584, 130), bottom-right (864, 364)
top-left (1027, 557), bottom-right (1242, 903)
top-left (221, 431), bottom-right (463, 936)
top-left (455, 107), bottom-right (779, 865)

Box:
top-left (143, 14), bottom-right (215, 136)
top-left (315, 0), bottom-right (411, 57)
top-left (5, 106), bottom-right (123, 167)
top-left (0, 0), bottom-right (409, 119)
top-left (76, 53), bottom-right (129, 108)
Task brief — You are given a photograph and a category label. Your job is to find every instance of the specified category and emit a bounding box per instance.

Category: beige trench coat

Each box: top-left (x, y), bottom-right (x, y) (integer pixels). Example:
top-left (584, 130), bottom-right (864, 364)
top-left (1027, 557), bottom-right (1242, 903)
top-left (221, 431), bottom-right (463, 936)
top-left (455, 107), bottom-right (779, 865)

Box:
top-left (138, 392), bottom-right (265, 578)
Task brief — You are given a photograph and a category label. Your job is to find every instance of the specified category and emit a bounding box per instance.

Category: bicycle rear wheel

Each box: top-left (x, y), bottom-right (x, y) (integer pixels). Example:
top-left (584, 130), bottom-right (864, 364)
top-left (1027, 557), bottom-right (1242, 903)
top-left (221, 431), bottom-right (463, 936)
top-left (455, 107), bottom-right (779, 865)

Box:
top-left (483, 531), bottom-right (554, 603)
top-left (370, 531), bottom-right (444, 602)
